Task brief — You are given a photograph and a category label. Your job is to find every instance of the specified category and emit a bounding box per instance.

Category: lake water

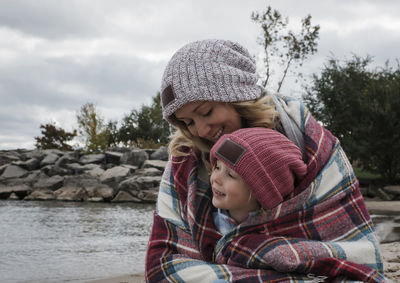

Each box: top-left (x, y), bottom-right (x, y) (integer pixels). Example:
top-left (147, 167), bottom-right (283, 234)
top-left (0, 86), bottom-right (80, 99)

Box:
top-left (0, 201), bottom-right (398, 283)
top-left (0, 201), bottom-right (154, 283)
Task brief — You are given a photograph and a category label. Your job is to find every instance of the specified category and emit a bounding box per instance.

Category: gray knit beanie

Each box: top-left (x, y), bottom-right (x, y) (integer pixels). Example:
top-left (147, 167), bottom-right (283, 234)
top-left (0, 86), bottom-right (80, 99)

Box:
top-left (161, 39), bottom-right (263, 124)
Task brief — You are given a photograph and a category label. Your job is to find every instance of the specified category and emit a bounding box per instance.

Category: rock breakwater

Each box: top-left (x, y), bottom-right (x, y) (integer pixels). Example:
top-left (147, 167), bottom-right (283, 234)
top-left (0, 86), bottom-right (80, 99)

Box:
top-left (0, 147), bottom-right (169, 203)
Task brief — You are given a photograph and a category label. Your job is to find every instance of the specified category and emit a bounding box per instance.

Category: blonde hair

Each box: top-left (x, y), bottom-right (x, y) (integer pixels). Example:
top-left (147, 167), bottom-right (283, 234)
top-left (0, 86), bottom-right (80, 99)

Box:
top-left (168, 92), bottom-right (280, 169)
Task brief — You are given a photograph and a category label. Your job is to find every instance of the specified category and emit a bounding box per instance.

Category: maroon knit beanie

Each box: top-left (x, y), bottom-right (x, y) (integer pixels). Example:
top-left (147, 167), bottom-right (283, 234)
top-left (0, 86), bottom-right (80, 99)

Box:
top-left (210, 128), bottom-right (307, 210)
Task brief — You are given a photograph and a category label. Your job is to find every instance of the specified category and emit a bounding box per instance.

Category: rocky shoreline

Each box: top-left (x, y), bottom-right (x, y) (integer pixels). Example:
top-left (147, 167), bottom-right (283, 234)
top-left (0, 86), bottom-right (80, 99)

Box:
top-left (0, 147), bottom-right (168, 203)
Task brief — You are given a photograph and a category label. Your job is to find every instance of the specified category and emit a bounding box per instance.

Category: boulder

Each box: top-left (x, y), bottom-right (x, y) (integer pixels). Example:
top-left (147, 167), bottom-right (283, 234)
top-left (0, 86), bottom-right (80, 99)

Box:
top-left (22, 149), bottom-right (46, 161)
top-left (135, 167), bottom-right (162, 176)
top-left (42, 165), bottom-right (72, 176)
top-left (0, 165), bottom-right (28, 179)
top-left (86, 184), bottom-right (115, 201)
top-left (54, 186), bottom-right (87, 201)
top-left (63, 175), bottom-right (99, 188)
top-left (65, 163), bottom-right (98, 174)
top-left (118, 175), bottom-right (161, 193)
top-left (0, 151), bottom-right (21, 166)
top-left (100, 166), bottom-right (133, 185)
top-left (33, 175), bottom-right (64, 191)
top-left (40, 153), bottom-right (60, 166)
top-left (87, 166), bottom-right (105, 177)
top-left (150, 146), bottom-right (168, 161)
top-left (120, 149), bottom-right (148, 167)
top-left (137, 189), bottom-right (158, 203)
top-left (8, 192), bottom-right (20, 200)
top-left (376, 187), bottom-right (393, 201)
top-left (55, 155), bottom-right (79, 168)
top-left (0, 164), bottom-right (7, 175)
top-left (79, 154), bottom-right (105, 164)
top-left (12, 158), bottom-right (41, 171)
top-left (111, 191), bottom-right (141, 202)
top-left (383, 186), bottom-right (400, 196)
top-left (24, 189), bottom-right (55, 201)
top-left (0, 184), bottom-right (31, 199)
top-left (105, 151), bottom-right (123, 165)
top-left (142, 160), bottom-right (167, 171)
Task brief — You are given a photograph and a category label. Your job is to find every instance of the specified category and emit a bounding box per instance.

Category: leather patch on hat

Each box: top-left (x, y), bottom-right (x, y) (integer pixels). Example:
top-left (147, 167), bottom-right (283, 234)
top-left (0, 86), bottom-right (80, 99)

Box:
top-left (216, 138), bottom-right (246, 166)
top-left (161, 85), bottom-right (175, 108)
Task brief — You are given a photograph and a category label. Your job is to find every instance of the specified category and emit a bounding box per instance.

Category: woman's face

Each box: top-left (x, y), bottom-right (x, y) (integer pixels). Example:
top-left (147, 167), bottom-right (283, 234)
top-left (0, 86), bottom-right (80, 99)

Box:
top-left (174, 101), bottom-right (242, 143)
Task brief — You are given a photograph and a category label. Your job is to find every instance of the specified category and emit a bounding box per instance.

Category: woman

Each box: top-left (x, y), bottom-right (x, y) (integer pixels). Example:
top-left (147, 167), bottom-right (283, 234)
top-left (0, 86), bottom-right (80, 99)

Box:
top-left (145, 39), bottom-right (386, 282)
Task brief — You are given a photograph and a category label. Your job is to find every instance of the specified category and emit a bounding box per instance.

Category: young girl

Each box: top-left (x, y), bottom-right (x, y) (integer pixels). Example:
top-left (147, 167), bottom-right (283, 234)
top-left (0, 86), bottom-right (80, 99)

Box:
top-left (210, 127), bottom-right (307, 234)
top-left (145, 39), bottom-right (386, 282)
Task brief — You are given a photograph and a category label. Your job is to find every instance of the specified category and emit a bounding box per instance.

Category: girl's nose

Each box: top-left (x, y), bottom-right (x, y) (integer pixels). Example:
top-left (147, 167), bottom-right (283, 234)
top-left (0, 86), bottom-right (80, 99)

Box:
top-left (210, 170), bottom-right (221, 185)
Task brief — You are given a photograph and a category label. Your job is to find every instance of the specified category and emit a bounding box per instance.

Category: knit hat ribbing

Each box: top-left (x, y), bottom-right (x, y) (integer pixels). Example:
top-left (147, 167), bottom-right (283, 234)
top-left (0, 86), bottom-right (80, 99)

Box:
top-left (161, 39), bottom-right (263, 124)
top-left (210, 128), bottom-right (307, 210)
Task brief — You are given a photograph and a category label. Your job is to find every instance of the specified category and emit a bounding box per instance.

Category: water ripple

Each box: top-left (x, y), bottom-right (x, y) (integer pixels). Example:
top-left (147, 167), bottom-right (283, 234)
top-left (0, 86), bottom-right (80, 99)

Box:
top-left (0, 200), bottom-right (154, 283)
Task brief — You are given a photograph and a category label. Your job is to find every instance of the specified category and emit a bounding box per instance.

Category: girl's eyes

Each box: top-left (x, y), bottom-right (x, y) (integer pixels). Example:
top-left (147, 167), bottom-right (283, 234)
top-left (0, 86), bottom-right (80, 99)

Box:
top-left (227, 172), bottom-right (236, 179)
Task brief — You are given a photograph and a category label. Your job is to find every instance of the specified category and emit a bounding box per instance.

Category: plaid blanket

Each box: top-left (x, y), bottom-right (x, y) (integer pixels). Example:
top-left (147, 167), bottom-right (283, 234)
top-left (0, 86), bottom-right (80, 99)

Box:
top-left (145, 95), bottom-right (386, 283)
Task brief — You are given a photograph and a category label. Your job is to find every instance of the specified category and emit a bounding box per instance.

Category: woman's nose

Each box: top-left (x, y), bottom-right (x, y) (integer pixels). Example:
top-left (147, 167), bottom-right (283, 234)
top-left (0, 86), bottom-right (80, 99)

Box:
top-left (196, 121), bottom-right (211, 139)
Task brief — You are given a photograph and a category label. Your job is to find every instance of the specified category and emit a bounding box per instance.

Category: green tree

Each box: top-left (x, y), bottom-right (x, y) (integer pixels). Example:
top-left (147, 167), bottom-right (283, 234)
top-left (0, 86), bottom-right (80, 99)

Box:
top-left (35, 122), bottom-right (77, 151)
top-left (251, 6), bottom-right (320, 92)
top-left (118, 93), bottom-right (171, 148)
top-left (303, 56), bottom-right (400, 183)
top-left (76, 102), bottom-right (109, 153)
top-left (105, 120), bottom-right (119, 148)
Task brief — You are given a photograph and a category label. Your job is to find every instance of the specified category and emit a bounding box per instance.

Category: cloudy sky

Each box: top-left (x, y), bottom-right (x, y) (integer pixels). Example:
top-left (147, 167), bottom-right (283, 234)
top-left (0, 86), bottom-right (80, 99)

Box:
top-left (1, 0), bottom-right (399, 150)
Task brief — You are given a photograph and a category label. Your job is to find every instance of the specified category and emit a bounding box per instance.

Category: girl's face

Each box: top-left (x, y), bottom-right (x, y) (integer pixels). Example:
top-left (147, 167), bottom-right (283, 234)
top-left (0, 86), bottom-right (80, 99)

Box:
top-left (174, 101), bottom-right (242, 143)
top-left (210, 160), bottom-right (259, 214)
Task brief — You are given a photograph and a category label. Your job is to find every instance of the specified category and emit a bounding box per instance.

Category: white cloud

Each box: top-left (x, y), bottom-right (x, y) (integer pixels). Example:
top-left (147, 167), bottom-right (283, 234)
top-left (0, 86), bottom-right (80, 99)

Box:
top-left (0, 0), bottom-right (399, 149)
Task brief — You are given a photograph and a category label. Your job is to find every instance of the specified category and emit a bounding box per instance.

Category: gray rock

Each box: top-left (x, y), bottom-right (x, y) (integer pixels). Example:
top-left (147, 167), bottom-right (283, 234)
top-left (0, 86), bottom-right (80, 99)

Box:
top-left (0, 184), bottom-right (31, 199)
top-left (8, 192), bottom-right (20, 200)
top-left (87, 197), bottom-right (104, 202)
top-left (376, 187), bottom-right (393, 201)
top-left (383, 186), bottom-right (400, 196)
top-left (55, 155), bottom-right (79, 168)
top-left (40, 153), bottom-right (60, 166)
top-left (100, 166), bottom-right (133, 184)
top-left (12, 158), bottom-right (41, 171)
top-left (65, 163), bottom-right (98, 174)
top-left (137, 190), bottom-right (158, 203)
top-left (86, 184), bottom-right (115, 201)
top-left (0, 151), bottom-right (21, 166)
top-left (119, 175), bottom-right (161, 192)
top-left (33, 175), bottom-right (64, 191)
top-left (142, 160), bottom-right (167, 171)
top-left (1, 165), bottom-right (28, 179)
top-left (121, 164), bottom-right (138, 172)
top-left (54, 186), bottom-right (87, 201)
top-left (23, 149), bottom-right (45, 161)
top-left (79, 154), bottom-right (105, 164)
top-left (135, 167), bottom-right (162, 176)
top-left (25, 189), bottom-right (55, 201)
top-left (105, 151), bottom-right (123, 165)
top-left (63, 175), bottom-right (100, 188)
top-left (0, 164), bottom-right (7, 175)
top-left (120, 149), bottom-right (148, 167)
top-left (87, 166), bottom-right (105, 177)
top-left (43, 149), bottom-right (64, 156)
top-left (47, 165), bottom-right (73, 177)
top-left (150, 146), bottom-right (168, 161)
top-left (111, 191), bottom-right (141, 202)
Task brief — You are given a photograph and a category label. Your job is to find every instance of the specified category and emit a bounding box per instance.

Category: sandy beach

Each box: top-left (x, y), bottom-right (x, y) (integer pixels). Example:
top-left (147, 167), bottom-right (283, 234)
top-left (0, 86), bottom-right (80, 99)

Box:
top-left (86, 201), bottom-right (400, 283)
